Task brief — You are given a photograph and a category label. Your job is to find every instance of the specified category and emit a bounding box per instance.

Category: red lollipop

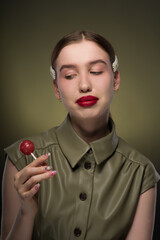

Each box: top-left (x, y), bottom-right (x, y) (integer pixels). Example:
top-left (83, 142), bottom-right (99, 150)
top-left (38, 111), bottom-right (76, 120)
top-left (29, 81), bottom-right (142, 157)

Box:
top-left (20, 140), bottom-right (36, 159)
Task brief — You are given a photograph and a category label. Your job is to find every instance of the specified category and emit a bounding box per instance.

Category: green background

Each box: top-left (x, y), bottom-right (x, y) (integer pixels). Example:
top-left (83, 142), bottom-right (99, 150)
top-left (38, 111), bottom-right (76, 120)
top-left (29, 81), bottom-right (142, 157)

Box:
top-left (1, 0), bottom-right (160, 238)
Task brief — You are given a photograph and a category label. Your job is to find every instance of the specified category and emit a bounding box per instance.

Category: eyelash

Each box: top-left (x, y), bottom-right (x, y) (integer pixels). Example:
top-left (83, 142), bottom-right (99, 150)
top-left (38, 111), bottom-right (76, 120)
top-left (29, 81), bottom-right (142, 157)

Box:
top-left (65, 74), bottom-right (76, 80)
top-left (64, 71), bottom-right (103, 79)
top-left (90, 71), bottom-right (103, 75)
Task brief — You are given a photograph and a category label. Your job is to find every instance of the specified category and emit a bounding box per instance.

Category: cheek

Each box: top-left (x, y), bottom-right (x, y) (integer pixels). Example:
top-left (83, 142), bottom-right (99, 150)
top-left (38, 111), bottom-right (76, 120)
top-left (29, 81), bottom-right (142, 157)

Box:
top-left (96, 78), bottom-right (114, 93)
top-left (57, 81), bottom-right (73, 100)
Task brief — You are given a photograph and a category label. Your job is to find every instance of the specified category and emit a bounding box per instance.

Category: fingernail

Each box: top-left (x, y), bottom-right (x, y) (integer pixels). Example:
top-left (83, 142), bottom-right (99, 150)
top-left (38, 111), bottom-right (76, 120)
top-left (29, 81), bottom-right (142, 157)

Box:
top-left (35, 183), bottom-right (40, 191)
top-left (42, 153), bottom-right (51, 159)
top-left (50, 170), bottom-right (57, 176)
top-left (45, 165), bottom-right (52, 171)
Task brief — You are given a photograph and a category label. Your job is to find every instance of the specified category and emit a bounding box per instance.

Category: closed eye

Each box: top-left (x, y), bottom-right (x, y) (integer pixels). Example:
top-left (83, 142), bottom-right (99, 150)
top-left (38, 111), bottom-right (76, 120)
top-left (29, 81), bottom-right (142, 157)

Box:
top-left (90, 71), bottom-right (103, 75)
top-left (65, 74), bottom-right (76, 80)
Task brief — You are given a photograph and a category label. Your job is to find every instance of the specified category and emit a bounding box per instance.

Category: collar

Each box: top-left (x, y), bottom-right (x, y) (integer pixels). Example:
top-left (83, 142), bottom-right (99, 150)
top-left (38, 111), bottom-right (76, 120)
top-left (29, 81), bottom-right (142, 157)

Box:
top-left (56, 115), bottom-right (118, 168)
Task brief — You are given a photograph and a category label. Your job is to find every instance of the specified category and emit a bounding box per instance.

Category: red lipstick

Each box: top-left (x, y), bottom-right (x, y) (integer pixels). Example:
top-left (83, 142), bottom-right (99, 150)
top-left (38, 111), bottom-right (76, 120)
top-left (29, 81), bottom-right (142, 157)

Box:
top-left (76, 95), bottom-right (99, 107)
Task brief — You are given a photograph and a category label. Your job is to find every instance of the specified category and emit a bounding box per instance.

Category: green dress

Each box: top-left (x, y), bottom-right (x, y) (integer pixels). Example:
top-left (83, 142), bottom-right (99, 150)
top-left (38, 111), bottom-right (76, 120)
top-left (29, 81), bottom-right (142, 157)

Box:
top-left (5, 116), bottom-right (160, 240)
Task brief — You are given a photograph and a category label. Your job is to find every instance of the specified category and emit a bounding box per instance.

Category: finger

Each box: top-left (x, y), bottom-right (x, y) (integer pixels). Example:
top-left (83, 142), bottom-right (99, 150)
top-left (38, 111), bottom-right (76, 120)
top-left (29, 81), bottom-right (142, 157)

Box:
top-left (23, 171), bottom-right (56, 191)
top-left (21, 183), bottom-right (41, 200)
top-left (22, 170), bottom-right (57, 192)
top-left (29, 153), bottom-right (51, 167)
top-left (14, 153), bottom-right (50, 185)
top-left (14, 164), bottom-right (53, 187)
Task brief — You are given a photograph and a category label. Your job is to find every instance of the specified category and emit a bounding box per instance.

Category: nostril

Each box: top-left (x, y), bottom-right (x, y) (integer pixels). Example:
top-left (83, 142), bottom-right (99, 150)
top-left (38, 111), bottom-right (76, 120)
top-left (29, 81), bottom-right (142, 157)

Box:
top-left (80, 87), bottom-right (91, 93)
top-left (79, 82), bottom-right (92, 93)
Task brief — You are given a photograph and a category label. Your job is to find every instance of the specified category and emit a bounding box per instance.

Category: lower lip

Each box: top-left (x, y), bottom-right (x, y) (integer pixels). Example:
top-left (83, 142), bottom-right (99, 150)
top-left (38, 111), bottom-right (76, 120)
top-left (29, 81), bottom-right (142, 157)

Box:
top-left (77, 100), bottom-right (98, 107)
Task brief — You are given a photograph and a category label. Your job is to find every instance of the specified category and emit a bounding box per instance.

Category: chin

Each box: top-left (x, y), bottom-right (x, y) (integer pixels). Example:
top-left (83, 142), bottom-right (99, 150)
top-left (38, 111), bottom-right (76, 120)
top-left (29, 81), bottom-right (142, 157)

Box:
top-left (78, 111), bottom-right (105, 121)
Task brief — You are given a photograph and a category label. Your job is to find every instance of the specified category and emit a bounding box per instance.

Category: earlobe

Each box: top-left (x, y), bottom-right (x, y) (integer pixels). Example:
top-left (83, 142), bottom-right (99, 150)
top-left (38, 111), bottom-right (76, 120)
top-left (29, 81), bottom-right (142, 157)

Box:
top-left (114, 71), bottom-right (120, 91)
top-left (53, 80), bottom-right (61, 100)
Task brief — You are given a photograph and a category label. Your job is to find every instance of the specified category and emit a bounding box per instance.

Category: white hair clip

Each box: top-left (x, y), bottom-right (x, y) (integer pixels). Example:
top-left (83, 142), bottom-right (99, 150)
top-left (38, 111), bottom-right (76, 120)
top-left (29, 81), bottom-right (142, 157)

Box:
top-left (50, 66), bottom-right (56, 80)
top-left (112, 55), bottom-right (119, 72)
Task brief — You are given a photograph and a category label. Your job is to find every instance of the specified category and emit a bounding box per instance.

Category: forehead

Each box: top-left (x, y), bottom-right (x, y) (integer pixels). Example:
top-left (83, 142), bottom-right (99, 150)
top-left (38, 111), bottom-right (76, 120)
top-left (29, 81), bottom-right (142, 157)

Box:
top-left (56, 40), bottom-right (110, 66)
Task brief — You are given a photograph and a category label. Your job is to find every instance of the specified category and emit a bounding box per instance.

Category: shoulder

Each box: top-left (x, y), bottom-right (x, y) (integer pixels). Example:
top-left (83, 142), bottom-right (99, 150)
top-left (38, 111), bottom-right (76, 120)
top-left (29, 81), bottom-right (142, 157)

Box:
top-left (116, 137), bottom-right (160, 193)
top-left (5, 126), bottom-right (58, 153)
top-left (4, 126), bottom-right (58, 170)
top-left (28, 126), bottom-right (58, 150)
top-left (116, 137), bottom-right (150, 166)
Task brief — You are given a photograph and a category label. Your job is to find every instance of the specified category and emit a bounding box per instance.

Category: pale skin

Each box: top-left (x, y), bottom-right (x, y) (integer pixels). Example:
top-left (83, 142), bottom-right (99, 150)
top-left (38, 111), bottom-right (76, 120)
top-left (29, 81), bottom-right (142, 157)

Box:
top-left (1, 155), bottom-right (56, 240)
top-left (1, 40), bottom-right (157, 240)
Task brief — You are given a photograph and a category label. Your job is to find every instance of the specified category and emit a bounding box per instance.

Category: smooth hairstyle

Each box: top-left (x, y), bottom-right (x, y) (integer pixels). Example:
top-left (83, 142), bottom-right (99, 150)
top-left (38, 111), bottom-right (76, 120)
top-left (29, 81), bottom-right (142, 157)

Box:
top-left (51, 30), bottom-right (116, 70)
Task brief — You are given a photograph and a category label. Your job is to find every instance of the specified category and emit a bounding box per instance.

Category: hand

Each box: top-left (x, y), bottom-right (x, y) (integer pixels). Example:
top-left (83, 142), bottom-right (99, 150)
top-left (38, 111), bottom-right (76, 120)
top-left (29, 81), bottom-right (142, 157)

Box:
top-left (13, 153), bottom-right (56, 216)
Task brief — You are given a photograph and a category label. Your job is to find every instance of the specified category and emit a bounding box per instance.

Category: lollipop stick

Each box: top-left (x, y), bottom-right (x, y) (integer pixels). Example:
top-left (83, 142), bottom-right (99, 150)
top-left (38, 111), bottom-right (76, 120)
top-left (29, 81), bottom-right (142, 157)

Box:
top-left (31, 153), bottom-right (37, 160)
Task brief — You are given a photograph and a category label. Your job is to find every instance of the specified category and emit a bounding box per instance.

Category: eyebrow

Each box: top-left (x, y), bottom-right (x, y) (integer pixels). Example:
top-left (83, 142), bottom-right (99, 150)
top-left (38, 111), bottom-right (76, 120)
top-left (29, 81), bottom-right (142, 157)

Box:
top-left (89, 59), bottom-right (107, 66)
top-left (59, 59), bottom-right (107, 72)
top-left (59, 64), bottom-right (77, 72)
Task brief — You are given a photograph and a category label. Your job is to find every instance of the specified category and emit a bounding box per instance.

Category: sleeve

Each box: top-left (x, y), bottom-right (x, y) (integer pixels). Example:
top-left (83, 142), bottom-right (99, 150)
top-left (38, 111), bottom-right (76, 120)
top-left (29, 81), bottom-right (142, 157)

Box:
top-left (4, 140), bottom-right (33, 171)
top-left (141, 160), bottom-right (160, 194)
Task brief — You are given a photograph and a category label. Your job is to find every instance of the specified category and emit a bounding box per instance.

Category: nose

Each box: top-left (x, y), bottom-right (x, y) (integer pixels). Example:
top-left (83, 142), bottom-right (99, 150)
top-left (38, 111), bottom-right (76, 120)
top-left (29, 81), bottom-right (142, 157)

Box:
top-left (79, 74), bottom-right (92, 93)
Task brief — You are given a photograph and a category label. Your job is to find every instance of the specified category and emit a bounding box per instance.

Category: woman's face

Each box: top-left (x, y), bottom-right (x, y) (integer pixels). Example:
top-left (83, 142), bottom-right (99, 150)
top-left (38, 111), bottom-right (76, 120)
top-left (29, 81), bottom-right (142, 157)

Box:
top-left (53, 40), bottom-right (120, 122)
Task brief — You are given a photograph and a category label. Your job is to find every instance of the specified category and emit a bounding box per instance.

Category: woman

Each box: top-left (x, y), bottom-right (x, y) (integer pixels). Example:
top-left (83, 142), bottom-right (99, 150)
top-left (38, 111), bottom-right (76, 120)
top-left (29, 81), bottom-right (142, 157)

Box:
top-left (1, 30), bottom-right (159, 240)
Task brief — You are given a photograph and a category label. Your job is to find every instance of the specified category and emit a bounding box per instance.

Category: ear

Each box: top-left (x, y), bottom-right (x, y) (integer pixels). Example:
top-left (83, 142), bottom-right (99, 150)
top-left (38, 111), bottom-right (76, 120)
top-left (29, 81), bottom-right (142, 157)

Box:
top-left (113, 70), bottom-right (120, 91)
top-left (53, 80), bottom-right (61, 100)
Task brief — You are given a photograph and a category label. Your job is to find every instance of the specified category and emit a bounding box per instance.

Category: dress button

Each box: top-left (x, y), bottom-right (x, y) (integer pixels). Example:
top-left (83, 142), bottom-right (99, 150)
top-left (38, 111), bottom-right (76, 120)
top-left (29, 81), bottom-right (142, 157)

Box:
top-left (87, 148), bottom-right (92, 154)
top-left (74, 227), bottom-right (82, 237)
top-left (84, 161), bottom-right (91, 169)
top-left (79, 192), bottom-right (87, 201)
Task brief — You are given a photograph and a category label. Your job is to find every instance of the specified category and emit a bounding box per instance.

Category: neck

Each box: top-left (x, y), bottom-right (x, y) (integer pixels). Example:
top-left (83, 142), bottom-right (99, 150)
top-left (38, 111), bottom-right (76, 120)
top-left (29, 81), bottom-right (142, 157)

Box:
top-left (70, 114), bottom-right (111, 143)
